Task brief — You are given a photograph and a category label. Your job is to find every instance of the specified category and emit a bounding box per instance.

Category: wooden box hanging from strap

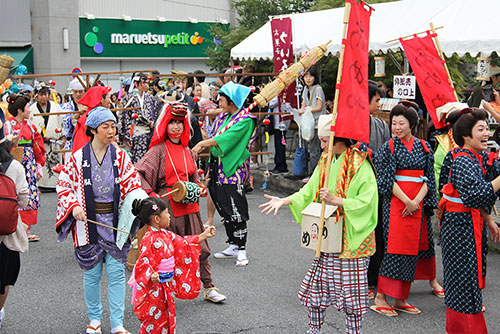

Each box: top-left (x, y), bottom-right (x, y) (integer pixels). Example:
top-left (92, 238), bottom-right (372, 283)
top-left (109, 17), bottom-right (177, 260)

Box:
top-left (300, 202), bottom-right (342, 253)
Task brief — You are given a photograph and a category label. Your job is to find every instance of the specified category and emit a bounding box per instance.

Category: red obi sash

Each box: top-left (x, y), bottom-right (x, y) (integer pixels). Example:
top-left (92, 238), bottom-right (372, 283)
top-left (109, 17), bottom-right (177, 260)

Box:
top-left (438, 150), bottom-right (486, 289)
top-left (387, 169), bottom-right (426, 256)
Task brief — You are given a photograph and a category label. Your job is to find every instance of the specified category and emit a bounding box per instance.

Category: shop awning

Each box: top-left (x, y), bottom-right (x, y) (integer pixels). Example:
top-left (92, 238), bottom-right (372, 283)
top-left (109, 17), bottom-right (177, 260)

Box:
top-left (0, 46), bottom-right (33, 73)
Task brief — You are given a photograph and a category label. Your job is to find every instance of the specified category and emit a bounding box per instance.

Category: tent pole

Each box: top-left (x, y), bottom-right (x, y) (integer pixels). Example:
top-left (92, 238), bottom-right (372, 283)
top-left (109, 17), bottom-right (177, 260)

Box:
top-left (315, 1), bottom-right (351, 258)
top-left (430, 22), bottom-right (459, 101)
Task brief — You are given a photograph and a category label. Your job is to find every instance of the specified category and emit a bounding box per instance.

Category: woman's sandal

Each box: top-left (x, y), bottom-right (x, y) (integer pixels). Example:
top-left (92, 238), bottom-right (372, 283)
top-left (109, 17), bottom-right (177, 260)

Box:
top-left (432, 288), bottom-right (445, 298)
top-left (86, 324), bottom-right (102, 334)
top-left (393, 304), bottom-right (421, 314)
top-left (370, 305), bottom-right (398, 317)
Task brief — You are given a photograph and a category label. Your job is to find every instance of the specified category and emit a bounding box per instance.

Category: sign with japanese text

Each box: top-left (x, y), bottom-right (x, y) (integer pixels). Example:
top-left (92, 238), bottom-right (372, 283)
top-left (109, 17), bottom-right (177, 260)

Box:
top-left (271, 17), bottom-right (297, 111)
top-left (393, 75), bottom-right (416, 99)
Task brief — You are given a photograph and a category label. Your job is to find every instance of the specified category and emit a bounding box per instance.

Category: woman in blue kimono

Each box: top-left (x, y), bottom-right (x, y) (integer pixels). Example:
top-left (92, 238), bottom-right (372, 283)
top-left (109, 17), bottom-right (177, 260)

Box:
top-left (439, 108), bottom-right (500, 334)
top-left (372, 101), bottom-right (441, 316)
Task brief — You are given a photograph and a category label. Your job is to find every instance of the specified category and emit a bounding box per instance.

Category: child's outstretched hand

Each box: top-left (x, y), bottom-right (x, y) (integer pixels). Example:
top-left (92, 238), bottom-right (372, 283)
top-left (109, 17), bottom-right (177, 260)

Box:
top-left (199, 225), bottom-right (216, 241)
top-left (151, 272), bottom-right (160, 284)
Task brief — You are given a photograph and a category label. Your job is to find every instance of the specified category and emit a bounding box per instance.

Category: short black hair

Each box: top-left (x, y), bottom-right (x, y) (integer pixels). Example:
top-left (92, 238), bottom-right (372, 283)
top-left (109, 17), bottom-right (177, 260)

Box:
top-left (304, 66), bottom-right (320, 85)
top-left (193, 70), bottom-right (205, 83)
top-left (453, 108), bottom-right (488, 147)
top-left (38, 86), bottom-right (50, 95)
top-left (219, 92), bottom-right (234, 106)
top-left (0, 140), bottom-right (13, 163)
top-left (334, 136), bottom-right (356, 147)
top-left (389, 101), bottom-right (420, 130)
top-left (369, 82), bottom-right (385, 102)
top-left (85, 126), bottom-right (95, 139)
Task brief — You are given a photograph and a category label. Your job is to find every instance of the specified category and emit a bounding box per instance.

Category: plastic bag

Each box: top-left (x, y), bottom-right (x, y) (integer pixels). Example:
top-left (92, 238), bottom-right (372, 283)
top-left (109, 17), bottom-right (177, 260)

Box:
top-left (301, 107), bottom-right (315, 142)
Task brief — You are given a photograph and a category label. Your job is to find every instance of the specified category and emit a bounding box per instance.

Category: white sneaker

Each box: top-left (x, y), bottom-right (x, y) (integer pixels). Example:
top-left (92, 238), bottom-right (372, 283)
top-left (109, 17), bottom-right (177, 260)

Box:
top-left (203, 287), bottom-right (227, 303)
top-left (0, 307), bottom-right (4, 329)
top-left (236, 250), bottom-right (249, 266)
top-left (214, 245), bottom-right (238, 258)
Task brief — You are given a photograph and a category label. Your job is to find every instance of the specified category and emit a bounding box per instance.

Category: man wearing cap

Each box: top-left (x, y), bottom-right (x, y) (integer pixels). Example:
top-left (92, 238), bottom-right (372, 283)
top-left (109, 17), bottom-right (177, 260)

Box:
top-left (60, 78), bottom-right (88, 162)
top-left (468, 64), bottom-right (500, 108)
top-left (192, 81), bottom-right (257, 266)
top-left (119, 72), bottom-right (160, 164)
top-left (30, 84), bottom-right (64, 189)
top-left (56, 106), bottom-right (142, 334)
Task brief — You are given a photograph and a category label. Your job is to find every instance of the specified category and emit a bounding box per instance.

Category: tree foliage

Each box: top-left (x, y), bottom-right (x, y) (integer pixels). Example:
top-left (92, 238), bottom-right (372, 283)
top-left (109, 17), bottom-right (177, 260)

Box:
top-left (204, 0), bottom-right (312, 71)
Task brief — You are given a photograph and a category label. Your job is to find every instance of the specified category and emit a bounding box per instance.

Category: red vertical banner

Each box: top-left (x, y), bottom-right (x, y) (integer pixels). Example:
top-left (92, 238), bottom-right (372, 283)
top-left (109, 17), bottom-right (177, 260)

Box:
top-left (334, 0), bottom-right (371, 143)
top-left (401, 33), bottom-right (456, 129)
top-left (271, 17), bottom-right (297, 115)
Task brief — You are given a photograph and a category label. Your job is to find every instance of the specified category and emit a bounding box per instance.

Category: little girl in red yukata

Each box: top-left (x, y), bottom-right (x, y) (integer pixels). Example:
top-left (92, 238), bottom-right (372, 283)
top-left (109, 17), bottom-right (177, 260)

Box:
top-left (129, 197), bottom-right (216, 334)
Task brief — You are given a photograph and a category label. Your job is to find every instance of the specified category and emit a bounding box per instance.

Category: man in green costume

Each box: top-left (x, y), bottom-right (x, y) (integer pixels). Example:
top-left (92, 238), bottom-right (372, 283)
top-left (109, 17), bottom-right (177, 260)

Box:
top-left (192, 81), bottom-right (257, 267)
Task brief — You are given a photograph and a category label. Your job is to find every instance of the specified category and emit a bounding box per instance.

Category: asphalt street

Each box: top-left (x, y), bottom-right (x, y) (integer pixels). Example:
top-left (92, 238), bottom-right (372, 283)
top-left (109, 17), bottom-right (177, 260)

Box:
top-left (2, 188), bottom-right (500, 334)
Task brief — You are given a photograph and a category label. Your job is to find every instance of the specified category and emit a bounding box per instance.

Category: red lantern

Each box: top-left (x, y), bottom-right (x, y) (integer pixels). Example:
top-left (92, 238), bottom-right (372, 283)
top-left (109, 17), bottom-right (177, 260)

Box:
top-left (48, 80), bottom-right (56, 86)
top-left (132, 113), bottom-right (139, 119)
top-left (263, 119), bottom-right (271, 125)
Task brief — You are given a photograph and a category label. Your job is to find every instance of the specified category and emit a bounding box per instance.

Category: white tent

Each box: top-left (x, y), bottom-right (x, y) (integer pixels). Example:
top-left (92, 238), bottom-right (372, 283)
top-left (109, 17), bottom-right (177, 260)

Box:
top-left (231, 0), bottom-right (500, 60)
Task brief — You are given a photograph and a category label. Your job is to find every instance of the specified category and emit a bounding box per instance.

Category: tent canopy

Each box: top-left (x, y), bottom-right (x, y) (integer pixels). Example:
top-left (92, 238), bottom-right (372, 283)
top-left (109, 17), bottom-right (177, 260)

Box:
top-left (231, 0), bottom-right (499, 60)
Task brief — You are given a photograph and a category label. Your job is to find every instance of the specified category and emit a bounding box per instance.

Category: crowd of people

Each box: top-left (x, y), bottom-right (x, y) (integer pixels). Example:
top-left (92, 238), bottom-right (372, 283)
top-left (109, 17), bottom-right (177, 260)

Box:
top-left (0, 62), bottom-right (500, 334)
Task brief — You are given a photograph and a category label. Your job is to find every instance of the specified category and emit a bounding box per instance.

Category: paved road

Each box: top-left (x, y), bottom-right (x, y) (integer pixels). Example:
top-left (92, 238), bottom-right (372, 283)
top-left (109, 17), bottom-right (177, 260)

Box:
top-left (2, 189), bottom-right (500, 334)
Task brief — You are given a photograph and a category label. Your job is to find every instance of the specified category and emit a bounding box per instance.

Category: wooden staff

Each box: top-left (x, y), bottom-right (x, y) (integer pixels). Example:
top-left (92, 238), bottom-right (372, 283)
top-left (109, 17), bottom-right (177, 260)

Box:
top-left (33, 107), bottom-right (140, 117)
top-left (87, 219), bottom-right (130, 234)
top-left (429, 22), bottom-right (459, 101)
top-left (155, 72), bottom-right (278, 78)
top-left (75, 74), bottom-right (88, 91)
top-left (33, 111), bottom-right (81, 116)
top-left (197, 151), bottom-right (272, 158)
top-left (110, 107), bottom-right (141, 112)
top-left (193, 112), bottom-right (293, 117)
top-left (386, 25), bottom-right (444, 43)
top-left (315, 2), bottom-right (351, 258)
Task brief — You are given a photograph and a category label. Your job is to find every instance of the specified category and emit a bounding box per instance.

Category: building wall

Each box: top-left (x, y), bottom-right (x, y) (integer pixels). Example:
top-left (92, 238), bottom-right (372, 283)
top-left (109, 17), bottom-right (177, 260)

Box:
top-left (30, 0), bottom-right (81, 91)
top-left (78, 0), bottom-right (235, 24)
top-left (0, 0), bottom-right (31, 47)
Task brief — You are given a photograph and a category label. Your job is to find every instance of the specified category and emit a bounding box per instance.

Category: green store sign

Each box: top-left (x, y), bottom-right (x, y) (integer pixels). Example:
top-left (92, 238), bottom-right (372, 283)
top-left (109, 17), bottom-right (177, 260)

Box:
top-left (79, 18), bottom-right (219, 58)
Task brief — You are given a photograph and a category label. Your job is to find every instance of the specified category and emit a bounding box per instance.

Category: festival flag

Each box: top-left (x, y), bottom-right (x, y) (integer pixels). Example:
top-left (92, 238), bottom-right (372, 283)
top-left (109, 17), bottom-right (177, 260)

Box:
top-left (333, 0), bottom-right (372, 143)
top-left (271, 17), bottom-right (297, 118)
top-left (400, 32), bottom-right (456, 129)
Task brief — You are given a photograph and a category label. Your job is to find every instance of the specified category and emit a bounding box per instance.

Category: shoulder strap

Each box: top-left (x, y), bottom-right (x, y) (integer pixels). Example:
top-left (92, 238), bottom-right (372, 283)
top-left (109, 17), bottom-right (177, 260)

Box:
top-left (0, 159), bottom-right (13, 174)
top-left (419, 138), bottom-right (430, 153)
top-left (388, 138), bottom-right (394, 154)
top-left (307, 86), bottom-right (318, 107)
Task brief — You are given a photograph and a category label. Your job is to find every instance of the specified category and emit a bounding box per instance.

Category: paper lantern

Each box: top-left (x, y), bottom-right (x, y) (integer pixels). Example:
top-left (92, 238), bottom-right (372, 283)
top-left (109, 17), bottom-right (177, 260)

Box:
top-left (476, 57), bottom-right (491, 81)
top-left (374, 57), bottom-right (386, 77)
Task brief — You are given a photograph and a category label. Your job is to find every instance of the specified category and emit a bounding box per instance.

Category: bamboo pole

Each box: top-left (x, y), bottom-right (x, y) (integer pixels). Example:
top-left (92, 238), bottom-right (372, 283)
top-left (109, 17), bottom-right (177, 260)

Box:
top-left (315, 2), bottom-right (351, 258)
top-left (32, 106), bottom-right (140, 117)
top-left (12, 69), bottom-right (159, 79)
top-left (386, 25), bottom-right (444, 43)
top-left (429, 22), bottom-right (459, 101)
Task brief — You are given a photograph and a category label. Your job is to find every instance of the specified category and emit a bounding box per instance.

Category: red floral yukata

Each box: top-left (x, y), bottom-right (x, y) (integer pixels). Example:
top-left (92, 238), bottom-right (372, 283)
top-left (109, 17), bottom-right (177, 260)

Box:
top-left (132, 227), bottom-right (201, 334)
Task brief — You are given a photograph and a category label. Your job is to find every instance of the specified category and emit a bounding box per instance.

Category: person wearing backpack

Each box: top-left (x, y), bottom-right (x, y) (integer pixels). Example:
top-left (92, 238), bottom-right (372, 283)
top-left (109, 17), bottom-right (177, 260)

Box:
top-left (0, 110), bottom-right (29, 329)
